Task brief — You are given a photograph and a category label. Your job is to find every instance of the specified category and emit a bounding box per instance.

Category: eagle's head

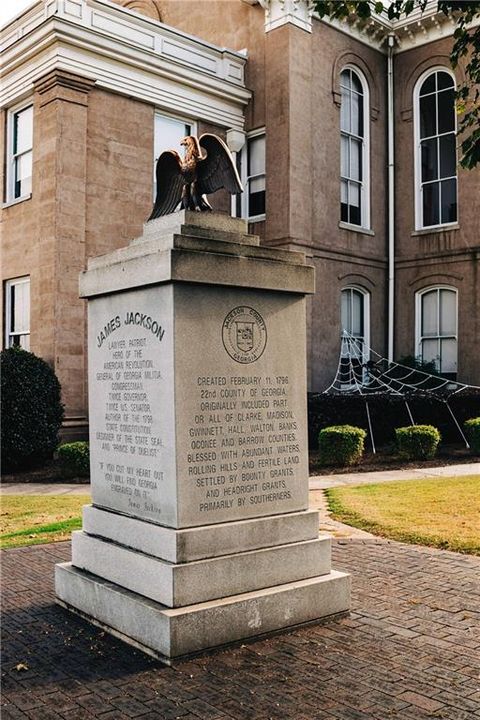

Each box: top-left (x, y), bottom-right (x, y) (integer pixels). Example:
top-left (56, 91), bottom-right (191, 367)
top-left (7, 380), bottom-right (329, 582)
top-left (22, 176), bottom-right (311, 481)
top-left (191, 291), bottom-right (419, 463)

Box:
top-left (180, 135), bottom-right (203, 159)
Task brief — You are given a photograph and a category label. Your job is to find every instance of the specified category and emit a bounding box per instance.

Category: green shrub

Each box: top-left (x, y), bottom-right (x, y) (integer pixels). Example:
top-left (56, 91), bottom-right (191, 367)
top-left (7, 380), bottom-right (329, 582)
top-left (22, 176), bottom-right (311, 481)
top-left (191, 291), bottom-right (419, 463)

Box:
top-left (396, 355), bottom-right (440, 377)
top-left (464, 417), bottom-right (480, 455)
top-left (395, 425), bottom-right (441, 460)
top-left (318, 425), bottom-right (367, 467)
top-left (57, 442), bottom-right (90, 478)
top-left (1, 347), bottom-right (64, 471)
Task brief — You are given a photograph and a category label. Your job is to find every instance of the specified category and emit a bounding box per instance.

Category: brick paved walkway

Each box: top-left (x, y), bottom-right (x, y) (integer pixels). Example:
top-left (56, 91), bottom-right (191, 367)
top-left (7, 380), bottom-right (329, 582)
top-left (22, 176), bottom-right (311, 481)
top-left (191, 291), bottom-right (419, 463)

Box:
top-left (1, 539), bottom-right (479, 720)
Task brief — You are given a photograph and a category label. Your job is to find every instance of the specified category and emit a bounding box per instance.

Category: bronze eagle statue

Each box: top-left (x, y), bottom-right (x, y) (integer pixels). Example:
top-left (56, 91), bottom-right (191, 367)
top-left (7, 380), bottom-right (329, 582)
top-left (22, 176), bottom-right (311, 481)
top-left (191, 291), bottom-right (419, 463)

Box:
top-left (148, 134), bottom-right (243, 219)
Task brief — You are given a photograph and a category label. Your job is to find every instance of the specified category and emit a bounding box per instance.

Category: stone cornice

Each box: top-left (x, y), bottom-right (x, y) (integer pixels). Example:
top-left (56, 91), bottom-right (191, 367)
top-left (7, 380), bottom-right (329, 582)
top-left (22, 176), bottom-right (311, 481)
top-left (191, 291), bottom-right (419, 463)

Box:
top-left (315, 8), bottom-right (461, 54)
top-left (318, 3), bottom-right (480, 54)
top-left (246, 0), bottom-right (479, 53)
top-left (1, 0), bottom-right (250, 130)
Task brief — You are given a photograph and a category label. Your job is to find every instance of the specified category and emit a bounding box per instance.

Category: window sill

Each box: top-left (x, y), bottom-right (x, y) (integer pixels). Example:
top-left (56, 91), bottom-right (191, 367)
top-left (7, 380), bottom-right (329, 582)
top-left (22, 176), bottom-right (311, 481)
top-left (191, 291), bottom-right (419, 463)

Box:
top-left (338, 221), bottom-right (374, 236)
top-left (2, 194), bottom-right (32, 209)
top-left (248, 215), bottom-right (266, 223)
top-left (412, 224), bottom-right (460, 236)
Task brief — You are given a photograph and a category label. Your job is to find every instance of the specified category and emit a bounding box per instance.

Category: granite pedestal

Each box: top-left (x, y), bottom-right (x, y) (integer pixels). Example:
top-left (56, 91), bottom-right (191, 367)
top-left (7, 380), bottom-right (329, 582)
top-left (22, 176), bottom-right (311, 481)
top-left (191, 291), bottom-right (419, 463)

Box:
top-left (55, 211), bottom-right (350, 662)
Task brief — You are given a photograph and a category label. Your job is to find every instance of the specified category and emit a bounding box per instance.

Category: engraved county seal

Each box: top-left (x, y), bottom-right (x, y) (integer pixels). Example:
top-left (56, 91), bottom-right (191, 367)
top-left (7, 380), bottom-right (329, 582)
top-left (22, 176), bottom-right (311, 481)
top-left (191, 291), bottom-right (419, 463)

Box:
top-left (222, 306), bottom-right (267, 364)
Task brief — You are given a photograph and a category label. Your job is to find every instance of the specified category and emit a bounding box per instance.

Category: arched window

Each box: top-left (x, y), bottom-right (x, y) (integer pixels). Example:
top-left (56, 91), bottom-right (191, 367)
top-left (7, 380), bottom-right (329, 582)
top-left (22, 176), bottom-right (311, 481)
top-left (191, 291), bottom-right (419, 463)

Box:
top-left (415, 287), bottom-right (457, 378)
top-left (415, 69), bottom-right (457, 229)
top-left (341, 287), bottom-right (370, 353)
top-left (340, 287), bottom-right (370, 386)
top-left (340, 67), bottom-right (370, 229)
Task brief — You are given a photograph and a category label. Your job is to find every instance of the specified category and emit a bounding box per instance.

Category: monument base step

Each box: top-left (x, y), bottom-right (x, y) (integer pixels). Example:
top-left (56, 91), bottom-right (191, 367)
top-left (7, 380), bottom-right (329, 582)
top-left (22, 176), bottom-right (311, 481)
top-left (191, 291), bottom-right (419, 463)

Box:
top-left (71, 531), bottom-right (332, 607)
top-left (82, 505), bottom-right (320, 563)
top-left (55, 562), bottom-right (350, 663)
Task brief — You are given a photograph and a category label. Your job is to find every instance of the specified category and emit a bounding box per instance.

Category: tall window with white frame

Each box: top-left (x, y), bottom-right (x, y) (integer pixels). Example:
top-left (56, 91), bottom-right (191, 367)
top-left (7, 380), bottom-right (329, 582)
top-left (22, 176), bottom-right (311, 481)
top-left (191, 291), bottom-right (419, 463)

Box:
top-left (7, 104), bottom-right (33, 202)
top-left (416, 287), bottom-right (457, 379)
top-left (416, 70), bottom-right (457, 228)
top-left (236, 131), bottom-right (265, 221)
top-left (153, 113), bottom-right (192, 200)
top-left (340, 287), bottom-right (370, 385)
top-left (340, 68), bottom-right (369, 228)
top-left (4, 277), bottom-right (30, 350)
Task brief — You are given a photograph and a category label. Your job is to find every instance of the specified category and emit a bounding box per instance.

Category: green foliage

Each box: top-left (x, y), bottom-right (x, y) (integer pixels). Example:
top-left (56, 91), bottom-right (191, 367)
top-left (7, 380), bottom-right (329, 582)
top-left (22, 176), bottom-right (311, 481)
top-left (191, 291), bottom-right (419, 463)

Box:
top-left (318, 424), bottom-right (366, 466)
top-left (313, 1), bottom-right (480, 169)
top-left (0, 494), bottom-right (89, 549)
top-left (395, 424), bottom-right (441, 460)
top-left (0, 517), bottom-right (83, 550)
top-left (464, 417), bottom-right (480, 454)
top-left (1, 347), bottom-right (64, 471)
top-left (57, 442), bottom-right (90, 478)
top-left (396, 355), bottom-right (440, 377)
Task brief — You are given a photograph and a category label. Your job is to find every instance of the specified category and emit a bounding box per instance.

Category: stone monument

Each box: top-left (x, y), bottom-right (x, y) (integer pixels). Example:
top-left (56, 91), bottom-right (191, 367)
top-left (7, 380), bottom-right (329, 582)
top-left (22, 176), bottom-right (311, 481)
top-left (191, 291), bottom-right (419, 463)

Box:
top-left (55, 211), bottom-right (350, 662)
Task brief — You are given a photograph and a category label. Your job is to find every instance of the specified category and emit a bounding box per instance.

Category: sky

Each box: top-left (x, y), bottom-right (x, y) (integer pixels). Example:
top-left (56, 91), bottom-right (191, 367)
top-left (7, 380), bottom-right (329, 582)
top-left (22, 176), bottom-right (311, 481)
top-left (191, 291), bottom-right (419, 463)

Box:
top-left (1, 0), bottom-right (35, 27)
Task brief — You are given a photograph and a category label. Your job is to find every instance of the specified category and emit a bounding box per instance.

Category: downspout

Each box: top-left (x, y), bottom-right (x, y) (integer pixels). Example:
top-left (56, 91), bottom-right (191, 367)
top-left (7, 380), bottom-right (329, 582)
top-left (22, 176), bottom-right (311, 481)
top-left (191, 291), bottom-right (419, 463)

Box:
top-left (387, 33), bottom-right (395, 363)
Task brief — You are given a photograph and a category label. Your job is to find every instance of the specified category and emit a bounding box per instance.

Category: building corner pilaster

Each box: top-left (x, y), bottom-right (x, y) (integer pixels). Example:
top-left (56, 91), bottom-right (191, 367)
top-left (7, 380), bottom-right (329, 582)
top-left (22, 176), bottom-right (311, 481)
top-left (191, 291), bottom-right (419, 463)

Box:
top-left (32, 69), bottom-right (94, 430)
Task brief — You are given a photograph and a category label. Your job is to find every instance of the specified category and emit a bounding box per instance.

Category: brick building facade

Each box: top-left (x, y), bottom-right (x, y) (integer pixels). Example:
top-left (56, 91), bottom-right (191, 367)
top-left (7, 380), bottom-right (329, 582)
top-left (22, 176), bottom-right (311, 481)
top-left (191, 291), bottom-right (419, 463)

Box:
top-left (1, 0), bottom-right (479, 437)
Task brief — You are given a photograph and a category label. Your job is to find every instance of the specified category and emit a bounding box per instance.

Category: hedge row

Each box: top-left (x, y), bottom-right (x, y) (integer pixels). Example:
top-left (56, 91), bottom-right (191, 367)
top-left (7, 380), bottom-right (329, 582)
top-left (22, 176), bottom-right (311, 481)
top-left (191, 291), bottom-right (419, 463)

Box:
top-left (308, 392), bottom-right (480, 450)
top-left (318, 423), bottom-right (447, 465)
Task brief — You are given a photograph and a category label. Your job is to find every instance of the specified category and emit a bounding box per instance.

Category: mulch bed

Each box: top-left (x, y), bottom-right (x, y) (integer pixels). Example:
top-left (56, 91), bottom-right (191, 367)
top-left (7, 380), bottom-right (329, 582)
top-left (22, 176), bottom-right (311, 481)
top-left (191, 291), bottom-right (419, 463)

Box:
top-left (1, 462), bottom-right (88, 485)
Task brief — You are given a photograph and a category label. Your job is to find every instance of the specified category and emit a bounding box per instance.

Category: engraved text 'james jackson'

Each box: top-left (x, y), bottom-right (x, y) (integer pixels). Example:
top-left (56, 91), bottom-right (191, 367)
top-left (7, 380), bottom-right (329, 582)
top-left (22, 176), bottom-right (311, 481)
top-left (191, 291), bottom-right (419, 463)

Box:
top-left (97, 313), bottom-right (166, 348)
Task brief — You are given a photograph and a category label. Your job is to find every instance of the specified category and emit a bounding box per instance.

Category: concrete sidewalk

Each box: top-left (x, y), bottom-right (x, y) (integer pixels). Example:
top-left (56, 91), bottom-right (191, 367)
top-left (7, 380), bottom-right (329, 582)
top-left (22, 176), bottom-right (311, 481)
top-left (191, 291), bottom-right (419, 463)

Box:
top-left (310, 461), bottom-right (479, 489)
top-left (1, 462), bottom-right (477, 495)
top-left (0, 482), bottom-right (91, 495)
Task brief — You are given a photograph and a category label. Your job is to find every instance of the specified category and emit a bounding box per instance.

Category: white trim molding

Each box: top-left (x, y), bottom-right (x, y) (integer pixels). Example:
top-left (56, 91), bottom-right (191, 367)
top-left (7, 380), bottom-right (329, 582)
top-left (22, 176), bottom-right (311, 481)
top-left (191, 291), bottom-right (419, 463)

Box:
top-left (1, 0), bottom-right (250, 131)
top-left (259, 0), bottom-right (314, 33)
top-left (248, 0), bottom-right (475, 49)
top-left (314, 1), bottom-right (479, 54)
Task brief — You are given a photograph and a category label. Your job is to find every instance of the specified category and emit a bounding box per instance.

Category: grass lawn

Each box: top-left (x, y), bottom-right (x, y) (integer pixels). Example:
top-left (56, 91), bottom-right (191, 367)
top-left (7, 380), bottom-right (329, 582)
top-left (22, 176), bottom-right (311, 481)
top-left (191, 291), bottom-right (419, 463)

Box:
top-left (326, 474), bottom-right (480, 555)
top-left (0, 495), bottom-right (90, 549)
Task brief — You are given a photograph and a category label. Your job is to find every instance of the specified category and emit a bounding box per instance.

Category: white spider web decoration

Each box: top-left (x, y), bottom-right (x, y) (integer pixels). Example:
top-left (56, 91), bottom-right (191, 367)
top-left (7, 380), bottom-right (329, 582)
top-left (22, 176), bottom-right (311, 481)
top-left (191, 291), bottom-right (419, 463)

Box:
top-left (321, 331), bottom-right (479, 451)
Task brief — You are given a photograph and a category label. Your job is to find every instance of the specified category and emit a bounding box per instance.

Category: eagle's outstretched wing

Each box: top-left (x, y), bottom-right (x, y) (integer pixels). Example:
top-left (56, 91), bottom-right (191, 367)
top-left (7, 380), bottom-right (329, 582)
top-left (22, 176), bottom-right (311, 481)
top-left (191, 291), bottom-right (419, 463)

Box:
top-left (149, 151), bottom-right (184, 219)
top-left (197, 134), bottom-right (243, 196)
